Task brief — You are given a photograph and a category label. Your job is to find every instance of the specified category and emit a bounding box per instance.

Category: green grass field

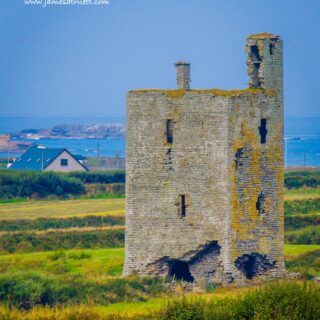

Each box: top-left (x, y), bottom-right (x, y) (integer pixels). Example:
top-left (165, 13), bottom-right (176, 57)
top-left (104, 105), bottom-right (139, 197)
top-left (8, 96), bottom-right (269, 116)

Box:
top-left (0, 248), bottom-right (124, 277)
top-left (0, 198), bottom-right (125, 220)
top-left (284, 188), bottom-right (320, 201)
top-left (0, 184), bottom-right (319, 318)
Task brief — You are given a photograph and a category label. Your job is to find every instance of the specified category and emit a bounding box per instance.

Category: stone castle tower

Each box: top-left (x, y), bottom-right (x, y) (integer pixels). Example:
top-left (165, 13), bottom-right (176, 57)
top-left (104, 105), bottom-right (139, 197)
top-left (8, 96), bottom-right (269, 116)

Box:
top-left (124, 33), bottom-right (285, 286)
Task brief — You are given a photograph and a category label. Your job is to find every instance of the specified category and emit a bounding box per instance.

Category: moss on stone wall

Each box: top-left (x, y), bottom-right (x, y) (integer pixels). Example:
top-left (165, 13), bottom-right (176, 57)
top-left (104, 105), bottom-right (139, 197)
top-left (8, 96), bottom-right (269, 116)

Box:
top-left (128, 88), bottom-right (276, 99)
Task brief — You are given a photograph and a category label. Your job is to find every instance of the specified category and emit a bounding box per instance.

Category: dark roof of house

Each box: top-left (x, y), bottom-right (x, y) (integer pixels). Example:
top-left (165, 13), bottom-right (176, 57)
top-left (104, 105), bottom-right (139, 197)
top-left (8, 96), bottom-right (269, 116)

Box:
top-left (9, 146), bottom-right (87, 171)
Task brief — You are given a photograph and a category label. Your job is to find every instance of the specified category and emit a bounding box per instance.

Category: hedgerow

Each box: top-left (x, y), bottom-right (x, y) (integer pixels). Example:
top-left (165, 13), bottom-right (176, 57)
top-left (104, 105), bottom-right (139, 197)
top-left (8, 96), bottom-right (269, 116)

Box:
top-left (0, 228), bottom-right (125, 253)
top-left (0, 272), bottom-right (165, 310)
top-left (285, 226), bottom-right (320, 245)
top-left (285, 198), bottom-right (320, 215)
top-left (0, 215), bottom-right (124, 232)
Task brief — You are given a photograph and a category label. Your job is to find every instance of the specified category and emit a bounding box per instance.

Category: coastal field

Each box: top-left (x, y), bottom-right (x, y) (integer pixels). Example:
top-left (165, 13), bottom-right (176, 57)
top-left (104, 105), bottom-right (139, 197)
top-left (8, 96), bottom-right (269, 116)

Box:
top-left (0, 170), bottom-right (319, 318)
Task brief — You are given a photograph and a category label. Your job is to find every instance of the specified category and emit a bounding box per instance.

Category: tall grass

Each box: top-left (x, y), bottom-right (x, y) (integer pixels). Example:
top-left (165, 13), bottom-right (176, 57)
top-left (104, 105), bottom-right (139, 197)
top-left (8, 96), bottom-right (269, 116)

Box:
top-left (0, 282), bottom-right (318, 319)
top-left (0, 228), bottom-right (124, 253)
top-left (162, 282), bottom-right (320, 320)
top-left (0, 272), bottom-right (165, 310)
top-left (285, 198), bottom-right (320, 215)
top-left (285, 215), bottom-right (320, 231)
top-left (285, 226), bottom-right (320, 245)
top-left (0, 215), bottom-right (124, 232)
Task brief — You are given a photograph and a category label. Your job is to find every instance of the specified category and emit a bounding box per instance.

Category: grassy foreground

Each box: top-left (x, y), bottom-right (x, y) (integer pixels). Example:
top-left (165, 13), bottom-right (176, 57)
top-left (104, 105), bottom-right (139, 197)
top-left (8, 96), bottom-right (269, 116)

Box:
top-left (0, 282), bottom-right (318, 319)
top-left (0, 180), bottom-right (319, 318)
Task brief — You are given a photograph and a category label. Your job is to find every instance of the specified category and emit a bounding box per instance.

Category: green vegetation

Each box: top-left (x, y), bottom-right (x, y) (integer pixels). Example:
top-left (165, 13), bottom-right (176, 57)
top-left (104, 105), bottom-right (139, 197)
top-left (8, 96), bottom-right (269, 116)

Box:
top-left (0, 282), bottom-right (317, 319)
top-left (285, 226), bottom-right (320, 245)
top-left (0, 170), bottom-right (85, 199)
top-left (284, 188), bottom-right (320, 201)
top-left (0, 198), bottom-right (125, 220)
top-left (286, 250), bottom-right (320, 278)
top-left (0, 215), bottom-right (124, 232)
top-left (0, 272), bottom-right (165, 310)
top-left (284, 244), bottom-right (320, 259)
top-left (285, 198), bottom-right (320, 215)
top-left (0, 170), bottom-right (125, 200)
top-left (161, 282), bottom-right (320, 320)
top-left (0, 169), bottom-right (318, 318)
top-left (0, 228), bottom-right (124, 253)
top-left (285, 169), bottom-right (320, 189)
top-left (285, 215), bottom-right (319, 231)
top-left (0, 248), bottom-right (124, 277)
top-left (68, 170), bottom-right (125, 184)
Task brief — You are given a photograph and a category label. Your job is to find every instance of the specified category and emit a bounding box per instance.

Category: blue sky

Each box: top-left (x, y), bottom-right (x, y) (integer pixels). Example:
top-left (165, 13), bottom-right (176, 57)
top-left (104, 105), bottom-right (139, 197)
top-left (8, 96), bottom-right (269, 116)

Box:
top-left (0, 0), bottom-right (319, 118)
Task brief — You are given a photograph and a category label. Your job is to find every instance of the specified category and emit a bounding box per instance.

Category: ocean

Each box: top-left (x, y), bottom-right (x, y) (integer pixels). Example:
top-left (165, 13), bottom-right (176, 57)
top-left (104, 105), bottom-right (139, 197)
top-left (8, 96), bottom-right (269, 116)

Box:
top-left (0, 116), bottom-right (319, 167)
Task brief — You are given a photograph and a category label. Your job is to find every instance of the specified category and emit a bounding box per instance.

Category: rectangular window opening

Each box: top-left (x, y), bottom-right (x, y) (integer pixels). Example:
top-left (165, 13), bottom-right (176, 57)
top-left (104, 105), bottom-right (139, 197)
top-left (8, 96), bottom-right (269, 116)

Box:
top-left (166, 120), bottom-right (174, 144)
top-left (180, 195), bottom-right (186, 218)
top-left (259, 119), bottom-right (268, 144)
top-left (61, 159), bottom-right (68, 166)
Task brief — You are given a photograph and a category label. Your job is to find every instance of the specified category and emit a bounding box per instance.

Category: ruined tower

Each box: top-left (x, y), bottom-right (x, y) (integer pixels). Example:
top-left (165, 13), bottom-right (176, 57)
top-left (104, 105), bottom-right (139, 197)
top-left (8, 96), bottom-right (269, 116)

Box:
top-left (124, 33), bottom-right (285, 286)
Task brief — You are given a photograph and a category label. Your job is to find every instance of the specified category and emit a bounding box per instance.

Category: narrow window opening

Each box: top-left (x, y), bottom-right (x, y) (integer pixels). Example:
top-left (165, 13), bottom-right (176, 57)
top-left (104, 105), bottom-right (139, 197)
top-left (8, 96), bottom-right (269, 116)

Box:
top-left (259, 119), bottom-right (268, 144)
top-left (235, 148), bottom-right (244, 169)
top-left (250, 45), bottom-right (262, 62)
top-left (256, 192), bottom-right (265, 214)
top-left (166, 120), bottom-right (174, 144)
top-left (180, 195), bottom-right (186, 218)
top-left (269, 43), bottom-right (274, 55)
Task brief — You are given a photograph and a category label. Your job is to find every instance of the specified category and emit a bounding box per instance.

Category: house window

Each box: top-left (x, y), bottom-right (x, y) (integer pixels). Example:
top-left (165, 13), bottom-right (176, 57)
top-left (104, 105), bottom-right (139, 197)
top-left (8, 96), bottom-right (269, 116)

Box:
top-left (61, 159), bottom-right (68, 166)
top-left (166, 120), bottom-right (174, 144)
top-left (180, 195), bottom-right (186, 218)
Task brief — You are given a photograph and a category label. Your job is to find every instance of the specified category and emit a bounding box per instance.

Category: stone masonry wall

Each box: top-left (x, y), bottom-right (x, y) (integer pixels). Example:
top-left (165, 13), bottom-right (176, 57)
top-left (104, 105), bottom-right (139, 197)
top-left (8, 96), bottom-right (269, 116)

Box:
top-left (124, 90), bottom-right (232, 284)
top-left (124, 33), bottom-right (285, 286)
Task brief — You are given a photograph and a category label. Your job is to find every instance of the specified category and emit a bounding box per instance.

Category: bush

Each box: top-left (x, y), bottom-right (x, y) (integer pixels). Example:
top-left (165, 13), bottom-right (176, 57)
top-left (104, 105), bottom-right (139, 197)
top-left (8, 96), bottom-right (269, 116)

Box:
top-left (162, 282), bottom-right (320, 320)
top-left (0, 170), bottom-right (85, 199)
top-left (285, 198), bottom-right (320, 215)
top-left (285, 170), bottom-right (320, 189)
top-left (0, 272), bottom-right (165, 310)
top-left (285, 215), bottom-right (320, 231)
top-left (0, 170), bottom-right (125, 199)
top-left (0, 228), bottom-right (125, 253)
top-left (285, 226), bottom-right (320, 244)
top-left (286, 250), bottom-right (320, 277)
top-left (68, 171), bottom-right (125, 184)
top-left (0, 215), bottom-right (124, 232)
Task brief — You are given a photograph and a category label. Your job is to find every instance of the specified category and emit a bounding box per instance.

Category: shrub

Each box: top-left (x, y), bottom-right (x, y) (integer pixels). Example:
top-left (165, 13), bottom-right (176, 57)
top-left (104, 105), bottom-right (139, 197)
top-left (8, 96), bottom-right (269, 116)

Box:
top-left (0, 215), bottom-right (124, 232)
top-left (0, 228), bottom-right (125, 253)
top-left (285, 226), bottom-right (320, 245)
top-left (0, 272), bottom-right (165, 310)
top-left (285, 198), bottom-right (320, 215)
top-left (286, 250), bottom-right (320, 277)
top-left (285, 170), bottom-right (320, 189)
top-left (0, 170), bottom-right (85, 199)
top-left (285, 215), bottom-right (320, 231)
top-left (68, 171), bottom-right (125, 184)
top-left (162, 282), bottom-right (320, 320)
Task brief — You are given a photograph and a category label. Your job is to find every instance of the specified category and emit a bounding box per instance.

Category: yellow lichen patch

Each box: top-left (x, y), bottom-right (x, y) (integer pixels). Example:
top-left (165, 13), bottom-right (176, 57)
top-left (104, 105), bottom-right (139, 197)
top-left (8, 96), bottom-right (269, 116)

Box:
top-left (129, 88), bottom-right (276, 99)
top-left (229, 121), bottom-right (264, 259)
top-left (248, 32), bottom-right (279, 39)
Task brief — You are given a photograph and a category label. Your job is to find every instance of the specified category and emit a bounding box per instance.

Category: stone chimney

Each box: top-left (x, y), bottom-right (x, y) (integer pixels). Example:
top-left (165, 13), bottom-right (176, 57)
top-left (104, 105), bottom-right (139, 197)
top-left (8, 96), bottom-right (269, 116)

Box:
top-left (175, 61), bottom-right (190, 90)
